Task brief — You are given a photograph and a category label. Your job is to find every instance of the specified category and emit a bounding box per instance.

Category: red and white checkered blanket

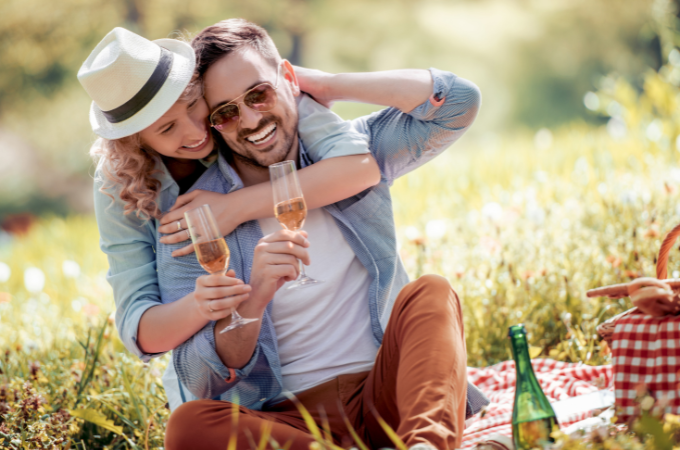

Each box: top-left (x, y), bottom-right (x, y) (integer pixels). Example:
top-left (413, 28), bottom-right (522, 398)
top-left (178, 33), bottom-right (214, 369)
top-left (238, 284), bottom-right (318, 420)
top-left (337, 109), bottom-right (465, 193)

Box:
top-left (462, 359), bottom-right (613, 448)
top-left (611, 312), bottom-right (680, 420)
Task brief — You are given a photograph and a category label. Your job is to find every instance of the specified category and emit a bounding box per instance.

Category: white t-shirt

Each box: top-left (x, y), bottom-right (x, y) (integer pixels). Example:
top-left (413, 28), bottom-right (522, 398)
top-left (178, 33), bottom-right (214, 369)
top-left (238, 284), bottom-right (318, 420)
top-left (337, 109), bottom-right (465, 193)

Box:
top-left (259, 208), bottom-right (378, 398)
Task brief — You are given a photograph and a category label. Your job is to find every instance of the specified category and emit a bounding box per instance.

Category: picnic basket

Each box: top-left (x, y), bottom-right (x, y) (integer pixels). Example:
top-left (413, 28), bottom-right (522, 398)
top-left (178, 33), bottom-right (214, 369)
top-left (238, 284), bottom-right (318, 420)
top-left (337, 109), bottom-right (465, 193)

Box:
top-left (587, 223), bottom-right (680, 419)
top-left (587, 223), bottom-right (680, 343)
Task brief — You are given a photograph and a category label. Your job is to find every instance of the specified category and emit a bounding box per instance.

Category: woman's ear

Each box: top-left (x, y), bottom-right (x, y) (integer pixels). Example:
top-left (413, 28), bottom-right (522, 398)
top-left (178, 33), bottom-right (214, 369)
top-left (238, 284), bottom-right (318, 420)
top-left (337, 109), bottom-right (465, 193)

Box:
top-left (282, 60), bottom-right (301, 97)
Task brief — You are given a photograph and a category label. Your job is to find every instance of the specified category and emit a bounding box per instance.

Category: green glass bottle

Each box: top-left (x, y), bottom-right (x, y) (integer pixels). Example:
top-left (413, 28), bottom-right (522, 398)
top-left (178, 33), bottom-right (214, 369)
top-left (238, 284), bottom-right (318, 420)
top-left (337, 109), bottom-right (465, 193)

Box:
top-left (509, 324), bottom-right (559, 450)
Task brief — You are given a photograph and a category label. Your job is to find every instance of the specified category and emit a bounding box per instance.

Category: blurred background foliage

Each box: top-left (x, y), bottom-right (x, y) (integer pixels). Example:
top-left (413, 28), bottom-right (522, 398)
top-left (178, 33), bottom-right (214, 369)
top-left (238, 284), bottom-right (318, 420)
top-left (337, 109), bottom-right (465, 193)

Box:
top-left (0, 0), bottom-right (674, 218)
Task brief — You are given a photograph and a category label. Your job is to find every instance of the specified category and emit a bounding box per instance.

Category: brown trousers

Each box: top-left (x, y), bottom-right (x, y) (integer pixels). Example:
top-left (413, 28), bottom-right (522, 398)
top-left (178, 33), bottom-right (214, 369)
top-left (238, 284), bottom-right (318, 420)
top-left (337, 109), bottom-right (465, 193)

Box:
top-left (165, 275), bottom-right (468, 449)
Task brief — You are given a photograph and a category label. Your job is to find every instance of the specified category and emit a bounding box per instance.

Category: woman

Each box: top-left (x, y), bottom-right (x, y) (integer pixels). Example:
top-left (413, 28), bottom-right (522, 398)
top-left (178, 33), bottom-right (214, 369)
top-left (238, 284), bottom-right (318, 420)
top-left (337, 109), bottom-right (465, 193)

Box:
top-left (79, 27), bottom-right (380, 409)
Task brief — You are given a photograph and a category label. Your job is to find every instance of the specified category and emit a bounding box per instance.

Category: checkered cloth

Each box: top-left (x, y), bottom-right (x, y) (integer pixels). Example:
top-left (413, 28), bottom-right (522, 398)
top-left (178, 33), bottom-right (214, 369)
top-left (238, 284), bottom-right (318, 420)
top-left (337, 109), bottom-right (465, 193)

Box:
top-left (462, 359), bottom-right (613, 448)
top-left (611, 312), bottom-right (680, 420)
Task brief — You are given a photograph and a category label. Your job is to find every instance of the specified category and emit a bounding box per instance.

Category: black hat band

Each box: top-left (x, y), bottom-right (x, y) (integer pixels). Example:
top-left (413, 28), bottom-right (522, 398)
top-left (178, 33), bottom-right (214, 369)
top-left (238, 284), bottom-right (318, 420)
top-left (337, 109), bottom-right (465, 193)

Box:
top-left (101, 47), bottom-right (174, 124)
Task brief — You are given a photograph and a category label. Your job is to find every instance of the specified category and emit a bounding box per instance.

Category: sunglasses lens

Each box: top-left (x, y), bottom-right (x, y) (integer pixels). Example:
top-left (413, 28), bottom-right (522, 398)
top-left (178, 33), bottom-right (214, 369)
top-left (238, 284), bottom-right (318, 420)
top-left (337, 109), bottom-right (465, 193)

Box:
top-left (211, 105), bottom-right (240, 131)
top-left (245, 84), bottom-right (277, 111)
top-left (210, 83), bottom-right (277, 131)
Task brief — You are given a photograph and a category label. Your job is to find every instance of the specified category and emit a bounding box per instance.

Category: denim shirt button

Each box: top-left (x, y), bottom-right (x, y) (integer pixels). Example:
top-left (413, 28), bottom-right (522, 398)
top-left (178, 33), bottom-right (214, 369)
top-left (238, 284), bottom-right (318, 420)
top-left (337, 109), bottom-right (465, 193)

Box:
top-left (259, 397), bottom-right (266, 402)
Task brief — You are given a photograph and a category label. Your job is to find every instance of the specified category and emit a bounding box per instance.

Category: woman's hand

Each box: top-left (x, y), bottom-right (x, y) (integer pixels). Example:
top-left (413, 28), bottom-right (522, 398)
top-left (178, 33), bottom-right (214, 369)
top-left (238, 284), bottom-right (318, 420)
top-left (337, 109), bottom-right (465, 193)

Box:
top-left (194, 269), bottom-right (252, 322)
top-left (159, 190), bottom-right (239, 257)
top-left (293, 66), bottom-right (335, 108)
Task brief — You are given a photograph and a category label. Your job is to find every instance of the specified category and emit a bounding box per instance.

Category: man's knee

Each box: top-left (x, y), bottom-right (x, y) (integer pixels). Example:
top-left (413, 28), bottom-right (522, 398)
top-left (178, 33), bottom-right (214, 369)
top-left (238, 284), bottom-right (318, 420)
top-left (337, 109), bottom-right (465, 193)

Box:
top-left (394, 274), bottom-right (462, 320)
top-left (165, 400), bottom-right (226, 450)
top-left (408, 274), bottom-right (459, 305)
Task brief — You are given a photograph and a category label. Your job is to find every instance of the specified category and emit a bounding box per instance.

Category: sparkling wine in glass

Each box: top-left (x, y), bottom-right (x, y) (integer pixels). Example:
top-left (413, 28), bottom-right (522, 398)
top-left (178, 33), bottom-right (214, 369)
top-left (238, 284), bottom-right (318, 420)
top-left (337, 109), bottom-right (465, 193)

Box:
top-left (185, 204), bottom-right (258, 333)
top-left (269, 160), bottom-right (321, 289)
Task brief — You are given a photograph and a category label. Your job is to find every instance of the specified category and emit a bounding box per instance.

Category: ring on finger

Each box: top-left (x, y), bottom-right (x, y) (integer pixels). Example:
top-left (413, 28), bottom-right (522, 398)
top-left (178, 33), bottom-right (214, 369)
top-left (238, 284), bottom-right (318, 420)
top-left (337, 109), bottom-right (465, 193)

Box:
top-left (176, 220), bottom-right (182, 231)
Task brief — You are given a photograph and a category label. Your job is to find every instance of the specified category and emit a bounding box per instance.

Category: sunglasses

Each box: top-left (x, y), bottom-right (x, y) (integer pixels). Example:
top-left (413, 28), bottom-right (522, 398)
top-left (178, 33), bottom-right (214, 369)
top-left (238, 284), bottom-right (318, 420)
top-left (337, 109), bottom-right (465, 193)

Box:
top-left (209, 68), bottom-right (281, 133)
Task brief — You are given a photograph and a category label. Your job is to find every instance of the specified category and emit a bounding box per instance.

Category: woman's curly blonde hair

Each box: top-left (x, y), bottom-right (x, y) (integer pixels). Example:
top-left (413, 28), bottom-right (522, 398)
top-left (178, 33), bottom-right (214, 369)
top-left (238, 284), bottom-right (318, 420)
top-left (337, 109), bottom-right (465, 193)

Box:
top-left (91, 77), bottom-right (203, 220)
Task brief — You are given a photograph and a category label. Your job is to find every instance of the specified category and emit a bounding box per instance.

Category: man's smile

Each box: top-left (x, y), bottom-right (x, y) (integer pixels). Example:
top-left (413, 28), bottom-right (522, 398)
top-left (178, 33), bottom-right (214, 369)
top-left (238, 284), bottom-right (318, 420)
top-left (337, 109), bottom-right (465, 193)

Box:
top-left (245, 122), bottom-right (277, 146)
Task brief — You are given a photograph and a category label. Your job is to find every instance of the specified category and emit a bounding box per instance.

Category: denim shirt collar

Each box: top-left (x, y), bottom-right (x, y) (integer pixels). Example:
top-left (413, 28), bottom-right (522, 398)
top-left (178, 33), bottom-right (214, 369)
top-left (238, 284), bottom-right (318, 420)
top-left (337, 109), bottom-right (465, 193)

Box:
top-left (156, 151), bottom-right (218, 194)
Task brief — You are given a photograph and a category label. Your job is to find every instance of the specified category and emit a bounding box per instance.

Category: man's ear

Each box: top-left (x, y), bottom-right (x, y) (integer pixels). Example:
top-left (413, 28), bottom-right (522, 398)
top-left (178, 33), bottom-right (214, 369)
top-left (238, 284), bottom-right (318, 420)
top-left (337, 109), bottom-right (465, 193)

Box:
top-left (282, 60), bottom-right (301, 97)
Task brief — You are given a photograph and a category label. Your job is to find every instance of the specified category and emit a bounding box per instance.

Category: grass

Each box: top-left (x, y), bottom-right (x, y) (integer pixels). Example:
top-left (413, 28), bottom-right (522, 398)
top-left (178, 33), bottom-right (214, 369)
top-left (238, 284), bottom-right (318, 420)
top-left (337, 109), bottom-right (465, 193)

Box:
top-left (3, 63), bottom-right (680, 448)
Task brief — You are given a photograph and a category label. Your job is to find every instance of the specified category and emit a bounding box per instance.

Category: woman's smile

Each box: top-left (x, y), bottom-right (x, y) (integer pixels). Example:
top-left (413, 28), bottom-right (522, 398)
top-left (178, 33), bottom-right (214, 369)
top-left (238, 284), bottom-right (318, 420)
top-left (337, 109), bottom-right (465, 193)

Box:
top-left (181, 130), bottom-right (210, 153)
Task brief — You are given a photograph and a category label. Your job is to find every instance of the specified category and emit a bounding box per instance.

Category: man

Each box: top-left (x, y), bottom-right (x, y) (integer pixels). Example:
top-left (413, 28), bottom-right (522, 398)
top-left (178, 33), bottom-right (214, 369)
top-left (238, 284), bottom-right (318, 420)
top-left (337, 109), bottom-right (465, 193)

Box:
top-left (161, 19), bottom-right (486, 450)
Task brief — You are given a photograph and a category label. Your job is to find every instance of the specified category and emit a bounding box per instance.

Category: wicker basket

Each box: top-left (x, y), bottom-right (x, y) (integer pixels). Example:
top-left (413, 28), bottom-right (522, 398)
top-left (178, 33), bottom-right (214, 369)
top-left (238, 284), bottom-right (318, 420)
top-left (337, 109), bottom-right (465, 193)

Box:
top-left (587, 223), bottom-right (680, 344)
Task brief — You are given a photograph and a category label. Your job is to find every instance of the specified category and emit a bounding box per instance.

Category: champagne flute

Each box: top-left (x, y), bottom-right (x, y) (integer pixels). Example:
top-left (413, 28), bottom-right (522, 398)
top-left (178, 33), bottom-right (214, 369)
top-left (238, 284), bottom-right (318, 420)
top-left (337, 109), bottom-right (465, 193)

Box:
top-left (184, 204), bottom-right (258, 333)
top-left (269, 160), bottom-right (321, 289)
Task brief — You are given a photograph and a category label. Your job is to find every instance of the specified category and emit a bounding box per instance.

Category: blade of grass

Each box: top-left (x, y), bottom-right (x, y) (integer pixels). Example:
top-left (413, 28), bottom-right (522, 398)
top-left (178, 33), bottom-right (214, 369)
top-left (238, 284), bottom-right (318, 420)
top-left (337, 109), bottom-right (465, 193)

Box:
top-left (226, 400), bottom-right (239, 450)
top-left (336, 400), bottom-right (369, 450)
top-left (120, 364), bottom-right (144, 426)
top-left (369, 404), bottom-right (407, 450)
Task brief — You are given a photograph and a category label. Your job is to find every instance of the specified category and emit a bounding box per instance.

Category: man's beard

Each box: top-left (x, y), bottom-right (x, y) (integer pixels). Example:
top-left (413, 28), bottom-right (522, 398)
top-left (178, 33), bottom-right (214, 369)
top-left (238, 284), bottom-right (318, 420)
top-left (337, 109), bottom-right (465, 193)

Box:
top-left (220, 116), bottom-right (296, 170)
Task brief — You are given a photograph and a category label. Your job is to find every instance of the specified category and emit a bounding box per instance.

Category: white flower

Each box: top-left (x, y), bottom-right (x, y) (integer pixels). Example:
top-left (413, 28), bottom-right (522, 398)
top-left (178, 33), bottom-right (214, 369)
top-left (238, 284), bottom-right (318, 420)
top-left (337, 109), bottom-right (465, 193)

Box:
top-left (62, 260), bottom-right (81, 279)
top-left (583, 92), bottom-right (600, 111)
top-left (525, 203), bottom-right (545, 225)
top-left (425, 220), bottom-right (447, 241)
top-left (534, 171), bottom-right (548, 184)
top-left (646, 120), bottom-right (663, 142)
top-left (607, 117), bottom-right (627, 140)
top-left (24, 267), bottom-right (45, 293)
top-left (534, 128), bottom-right (553, 151)
top-left (404, 226), bottom-right (421, 241)
top-left (0, 262), bottom-right (10, 283)
top-left (607, 101), bottom-right (623, 118)
top-left (72, 298), bottom-right (83, 312)
top-left (482, 202), bottom-right (503, 222)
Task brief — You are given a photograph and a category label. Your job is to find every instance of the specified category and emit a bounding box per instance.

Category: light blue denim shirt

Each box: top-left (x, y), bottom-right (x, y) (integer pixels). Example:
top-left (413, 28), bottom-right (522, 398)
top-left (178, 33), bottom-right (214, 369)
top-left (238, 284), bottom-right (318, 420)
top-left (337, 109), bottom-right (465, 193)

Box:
top-left (154, 69), bottom-right (488, 415)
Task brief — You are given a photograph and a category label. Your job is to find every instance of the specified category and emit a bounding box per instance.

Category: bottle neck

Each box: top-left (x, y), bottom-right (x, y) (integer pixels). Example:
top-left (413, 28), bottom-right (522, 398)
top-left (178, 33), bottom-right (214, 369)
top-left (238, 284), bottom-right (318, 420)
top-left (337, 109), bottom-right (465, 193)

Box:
top-left (510, 333), bottom-right (535, 380)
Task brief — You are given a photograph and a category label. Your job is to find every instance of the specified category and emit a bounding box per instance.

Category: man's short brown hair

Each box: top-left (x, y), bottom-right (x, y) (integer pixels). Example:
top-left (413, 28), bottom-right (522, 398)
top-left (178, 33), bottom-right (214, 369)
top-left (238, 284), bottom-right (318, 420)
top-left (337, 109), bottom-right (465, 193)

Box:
top-left (191, 19), bottom-right (281, 77)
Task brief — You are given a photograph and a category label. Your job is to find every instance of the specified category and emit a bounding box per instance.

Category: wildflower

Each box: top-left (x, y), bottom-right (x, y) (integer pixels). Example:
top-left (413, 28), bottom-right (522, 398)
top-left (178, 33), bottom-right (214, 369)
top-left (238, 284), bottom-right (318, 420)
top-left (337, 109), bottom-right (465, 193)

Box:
top-left (534, 128), bottom-right (553, 151)
top-left (482, 202), bottom-right (503, 222)
top-left (599, 341), bottom-right (611, 356)
top-left (640, 395), bottom-right (655, 411)
top-left (82, 303), bottom-right (100, 317)
top-left (23, 267), bottom-right (45, 293)
top-left (29, 361), bottom-right (40, 380)
top-left (404, 226), bottom-right (425, 246)
top-left (480, 236), bottom-right (501, 255)
top-left (0, 262), bottom-right (10, 283)
top-left (635, 383), bottom-right (648, 397)
top-left (62, 260), bottom-right (81, 279)
top-left (646, 120), bottom-right (663, 142)
top-left (0, 292), bottom-right (10, 304)
top-left (583, 92), bottom-right (600, 111)
top-left (606, 255), bottom-right (622, 268)
top-left (607, 117), bottom-right (627, 140)
top-left (643, 225), bottom-right (659, 238)
top-left (425, 220), bottom-right (447, 241)
top-left (108, 311), bottom-right (115, 325)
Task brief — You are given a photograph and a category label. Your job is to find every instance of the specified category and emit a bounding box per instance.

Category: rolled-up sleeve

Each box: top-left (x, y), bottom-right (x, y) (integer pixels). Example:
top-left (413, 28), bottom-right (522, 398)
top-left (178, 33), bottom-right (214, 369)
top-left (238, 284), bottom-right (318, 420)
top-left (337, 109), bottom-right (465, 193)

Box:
top-left (297, 94), bottom-right (369, 162)
top-left (172, 321), bottom-right (263, 399)
top-left (352, 68), bottom-right (481, 185)
top-left (93, 175), bottom-right (163, 362)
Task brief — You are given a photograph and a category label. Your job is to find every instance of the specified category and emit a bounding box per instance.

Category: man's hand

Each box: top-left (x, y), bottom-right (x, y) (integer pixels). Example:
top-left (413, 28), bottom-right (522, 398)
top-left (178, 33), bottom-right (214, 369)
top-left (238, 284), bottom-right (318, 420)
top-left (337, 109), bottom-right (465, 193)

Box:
top-left (293, 66), bottom-right (335, 108)
top-left (194, 269), bottom-right (251, 321)
top-left (159, 190), bottom-right (239, 257)
top-left (248, 229), bottom-right (310, 310)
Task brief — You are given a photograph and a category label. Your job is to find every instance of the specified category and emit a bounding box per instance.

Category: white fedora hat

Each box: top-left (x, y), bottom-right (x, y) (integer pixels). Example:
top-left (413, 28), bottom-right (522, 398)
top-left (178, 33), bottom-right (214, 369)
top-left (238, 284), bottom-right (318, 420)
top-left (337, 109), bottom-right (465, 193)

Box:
top-left (78, 27), bottom-right (196, 140)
